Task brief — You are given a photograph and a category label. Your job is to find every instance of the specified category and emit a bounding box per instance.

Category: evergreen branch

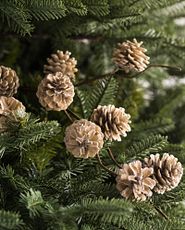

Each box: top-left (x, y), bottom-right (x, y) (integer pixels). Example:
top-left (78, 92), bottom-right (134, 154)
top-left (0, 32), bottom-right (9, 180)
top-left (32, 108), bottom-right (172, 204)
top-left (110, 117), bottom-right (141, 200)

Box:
top-left (77, 76), bottom-right (119, 118)
top-left (14, 119), bottom-right (61, 151)
top-left (131, 118), bottom-right (175, 138)
top-left (63, 198), bottom-right (133, 227)
top-left (63, 0), bottom-right (88, 16)
top-left (126, 134), bottom-right (168, 160)
top-left (158, 87), bottom-right (185, 118)
top-left (25, 0), bottom-right (66, 21)
top-left (20, 189), bottom-right (45, 217)
top-left (0, 0), bottom-right (33, 35)
top-left (0, 210), bottom-right (24, 230)
top-left (82, 0), bottom-right (110, 16)
top-left (0, 166), bottom-right (30, 191)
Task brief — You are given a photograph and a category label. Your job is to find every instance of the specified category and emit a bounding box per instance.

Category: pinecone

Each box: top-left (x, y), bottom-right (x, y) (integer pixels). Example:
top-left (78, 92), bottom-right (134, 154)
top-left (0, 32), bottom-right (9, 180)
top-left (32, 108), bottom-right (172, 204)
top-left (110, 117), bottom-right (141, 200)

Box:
top-left (44, 50), bottom-right (78, 79)
top-left (0, 66), bottom-right (20, 97)
top-left (36, 72), bottom-right (75, 111)
top-left (91, 105), bottom-right (131, 141)
top-left (144, 153), bottom-right (183, 194)
top-left (113, 39), bottom-right (150, 73)
top-left (0, 96), bottom-right (26, 132)
top-left (64, 119), bottom-right (104, 158)
top-left (116, 160), bottom-right (156, 201)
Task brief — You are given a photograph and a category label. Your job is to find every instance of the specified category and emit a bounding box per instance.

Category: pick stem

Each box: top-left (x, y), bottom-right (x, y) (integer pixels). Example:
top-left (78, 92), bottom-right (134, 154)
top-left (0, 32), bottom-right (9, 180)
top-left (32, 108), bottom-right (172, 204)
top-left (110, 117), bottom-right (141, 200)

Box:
top-left (96, 154), bottom-right (117, 176)
top-left (107, 147), bottom-right (122, 168)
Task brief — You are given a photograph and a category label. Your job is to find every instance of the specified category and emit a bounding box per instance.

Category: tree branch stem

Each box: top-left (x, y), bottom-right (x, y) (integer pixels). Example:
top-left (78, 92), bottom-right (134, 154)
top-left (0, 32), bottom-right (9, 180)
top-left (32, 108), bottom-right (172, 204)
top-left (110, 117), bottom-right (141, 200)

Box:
top-left (107, 147), bottom-right (122, 168)
top-left (96, 154), bottom-right (117, 176)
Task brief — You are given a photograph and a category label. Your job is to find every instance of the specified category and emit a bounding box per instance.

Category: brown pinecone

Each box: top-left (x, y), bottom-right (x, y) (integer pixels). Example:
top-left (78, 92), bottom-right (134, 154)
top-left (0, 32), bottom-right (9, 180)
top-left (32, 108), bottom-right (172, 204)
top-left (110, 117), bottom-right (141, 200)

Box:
top-left (64, 119), bottom-right (104, 158)
top-left (36, 72), bottom-right (75, 111)
top-left (116, 160), bottom-right (156, 201)
top-left (0, 66), bottom-right (20, 97)
top-left (91, 105), bottom-right (131, 141)
top-left (0, 96), bottom-right (26, 132)
top-left (144, 153), bottom-right (183, 194)
top-left (113, 39), bottom-right (150, 73)
top-left (44, 50), bottom-right (78, 79)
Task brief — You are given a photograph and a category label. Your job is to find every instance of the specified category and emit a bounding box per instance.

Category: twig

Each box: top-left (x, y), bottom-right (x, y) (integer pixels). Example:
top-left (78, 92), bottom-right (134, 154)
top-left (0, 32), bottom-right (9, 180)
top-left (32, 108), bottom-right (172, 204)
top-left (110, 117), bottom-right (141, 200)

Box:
top-left (75, 68), bottom-right (118, 87)
top-left (149, 64), bottom-right (182, 71)
top-left (66, 109), bottom-right (81, 120)
top-left (96, 154), bottom-right (117, 176)
top-left (64, 110), bottom-right (73, 122)
top-left (107, 147), bottom-right (122, 168)
top-left (150, 202), bottom-right (169, 220)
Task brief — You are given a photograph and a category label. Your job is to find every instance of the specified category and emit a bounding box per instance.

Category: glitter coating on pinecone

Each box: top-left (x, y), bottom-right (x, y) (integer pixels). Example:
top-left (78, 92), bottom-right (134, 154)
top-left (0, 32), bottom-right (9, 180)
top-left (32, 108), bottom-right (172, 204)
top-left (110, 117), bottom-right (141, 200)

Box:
top-left (0, 66), bottom-right (20, 97)
top-left (36, 72), bottom-right (75, 111)
top-left (113, 39), bottom-right (150, 73)
top-left (0, 96), bottom-right (26, 132)
top-left (44, 50), bottom-right (78, 79)
top-left (116, 160), bottom-right (156, 201)
top-left (144, 153), bottom-right (183, 194)
top-left (64, 119), bottom-right (104, 158)
top-left (91, 105), bottom-right (131, 141)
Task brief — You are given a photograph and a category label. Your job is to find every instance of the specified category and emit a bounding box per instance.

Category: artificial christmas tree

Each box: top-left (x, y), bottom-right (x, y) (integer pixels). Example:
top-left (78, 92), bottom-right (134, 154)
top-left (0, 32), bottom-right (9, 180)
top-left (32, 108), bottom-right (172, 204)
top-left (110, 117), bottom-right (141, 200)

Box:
top-left (0, 1), bottom-right (185, 230)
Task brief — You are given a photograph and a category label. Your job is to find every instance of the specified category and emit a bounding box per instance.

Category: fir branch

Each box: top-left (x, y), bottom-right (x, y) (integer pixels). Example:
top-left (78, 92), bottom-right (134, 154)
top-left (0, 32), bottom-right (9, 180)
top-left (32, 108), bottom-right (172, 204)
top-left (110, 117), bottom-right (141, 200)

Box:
top-left (126, 134), bottom-right (168, 160)
top-left (0, 210), bottom-right (24, 230)
top-left (82, 0), bottom-right (110, 16)
top-left (131, 118), bottom-right (175, 138)
top-left (77, 76), bottom-right (119, 118)
top-left (0, 0), bottom-right (33, 35)
top-left (14, 119), bottom-right (61, 151)
top-left (25, 0), bottom-right (66, 21)
top-left (63, 0), bottom-right (88, 16)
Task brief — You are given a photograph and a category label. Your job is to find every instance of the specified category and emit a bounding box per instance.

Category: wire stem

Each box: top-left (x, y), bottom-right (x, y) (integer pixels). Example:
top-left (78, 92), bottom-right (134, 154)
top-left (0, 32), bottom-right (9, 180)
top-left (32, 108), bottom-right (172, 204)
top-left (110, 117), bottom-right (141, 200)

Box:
top-left (96, 154), bottom-right (117, 176)
top-left (75, 68), bottom-right (118, 87)
top-left (107, 147), bottom-right (122, 168)
top-left (129, 64), bottom-right (182, 79)
top-left (149, 64), bottom-right (182, 71)
top-left (64, 110), bottom-right (73, 122)
top-left (150, 202), bottom-right (169, 220)
top-left (66, 109), bottom-right (81, 120)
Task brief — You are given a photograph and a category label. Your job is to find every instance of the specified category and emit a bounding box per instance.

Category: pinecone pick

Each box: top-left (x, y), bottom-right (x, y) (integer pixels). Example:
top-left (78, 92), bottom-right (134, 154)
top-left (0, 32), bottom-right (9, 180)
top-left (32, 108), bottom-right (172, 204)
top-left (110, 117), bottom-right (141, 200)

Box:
top-left (64, 119), bottom-right (104, 158)
top-left (36, 72), bottom-right (75, 111)
top-left (144, 153), bottom-right (183, 194)
top-left (113, 39), bottom-right (150, 73)
top-left (91, 105), bottom-right (131, 141)
top-left (0, 66), bottom-right (20, 97)
top-left (44, 50), bottom-right (78, 80)
top-left (0, 96), bottom-right (26, 132)
top-left (116, 160), bottom-right (156, 201)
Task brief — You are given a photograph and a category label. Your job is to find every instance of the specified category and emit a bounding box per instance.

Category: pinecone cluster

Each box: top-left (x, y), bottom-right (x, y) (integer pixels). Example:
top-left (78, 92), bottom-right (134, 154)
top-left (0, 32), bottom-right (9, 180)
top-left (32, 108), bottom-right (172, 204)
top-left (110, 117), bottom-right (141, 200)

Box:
top-left (145, 153), bottom-right (183, 194)
top-left (0, 65), bottom-right (25, 132)
top-left (116, 153), bottom-right (183, 201)
top-left (64, 105), bottom-right (131, 158)
top-left (37, 50), bottom-right (78, 111)
top-left (44, 50), bottom-right (78, 80)
top-left (113, 39), bottom-right (150, 73)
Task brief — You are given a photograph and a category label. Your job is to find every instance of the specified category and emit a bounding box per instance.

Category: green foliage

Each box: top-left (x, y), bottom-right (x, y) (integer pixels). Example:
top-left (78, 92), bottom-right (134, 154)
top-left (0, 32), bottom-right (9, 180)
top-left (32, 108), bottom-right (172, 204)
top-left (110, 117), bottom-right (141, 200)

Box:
top-left (1, 0), bottom-right (185, 229)
top-left (126, 134), bottom-right (168, 160)
top-left (131, 117), bottom-right (175, 139)
top-left (20, 189), bottom-right (45, 217)
top-left (0, 210), bottom-right (24, 230)
top-left (77, 76), bottom-right (119, 118)
top-left (0, 0), bottom-right (33, 35)
top-left (26, 0), bottom-right (66, 20)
